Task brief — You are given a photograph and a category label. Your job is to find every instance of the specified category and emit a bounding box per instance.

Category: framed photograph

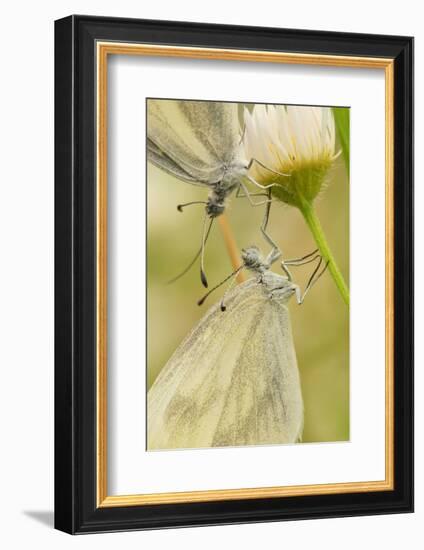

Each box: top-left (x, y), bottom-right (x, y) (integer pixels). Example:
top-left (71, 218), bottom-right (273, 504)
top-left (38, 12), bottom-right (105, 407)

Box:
top-left (54, 15), bottom-right (413, 534)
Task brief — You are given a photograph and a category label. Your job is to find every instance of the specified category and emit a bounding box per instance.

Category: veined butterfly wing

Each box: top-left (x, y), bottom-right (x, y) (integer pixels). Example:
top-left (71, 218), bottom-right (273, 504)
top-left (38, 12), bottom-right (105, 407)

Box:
top-left (177, 100), bottom-right (241, 165)
top-left (147, 137), bottom-right (202, 184)
top-left (147, 277), bottom-right (303, 450)
top-left (147, 99), bottom-right (226, 184)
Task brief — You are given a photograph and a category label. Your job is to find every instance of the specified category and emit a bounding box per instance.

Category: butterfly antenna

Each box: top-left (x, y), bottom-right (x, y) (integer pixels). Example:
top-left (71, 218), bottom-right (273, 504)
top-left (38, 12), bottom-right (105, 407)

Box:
top-left (166, 219), bottom-right (213, 285)
top-left (197, 265), bottom-right (244, 307)
top-left (177, 200), bottom-right (207, 212)
top-left (200, 214), bottom-right (213, 288)
top-left (219, 276), bottom-right (239, 312)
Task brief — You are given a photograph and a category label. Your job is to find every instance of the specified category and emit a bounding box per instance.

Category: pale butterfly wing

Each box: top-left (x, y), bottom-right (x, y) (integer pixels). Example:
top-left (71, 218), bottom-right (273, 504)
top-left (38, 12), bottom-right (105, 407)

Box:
top-left (147, 278), bottom-right (303, 450)
top-left (147, 137), bottom-right (202, 185)
top-left (178, 100), bottom-right (241, 165)
top-left (211, 296), bottom-right (303, 447)
top-left (147, 100), bottom-right (240, 185)
top-left (148, 99), bottom-right (219, 183)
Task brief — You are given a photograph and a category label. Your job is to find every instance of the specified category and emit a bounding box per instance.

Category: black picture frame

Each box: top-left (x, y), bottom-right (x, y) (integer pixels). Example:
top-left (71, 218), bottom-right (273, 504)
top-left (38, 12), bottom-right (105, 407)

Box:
top-left (55, 14), bottom-right (413, 534)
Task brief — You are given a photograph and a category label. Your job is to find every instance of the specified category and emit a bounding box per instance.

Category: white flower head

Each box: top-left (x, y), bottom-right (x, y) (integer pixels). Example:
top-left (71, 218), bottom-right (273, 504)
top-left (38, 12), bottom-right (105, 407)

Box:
top-left (243, 104), bottom-right (339, 207)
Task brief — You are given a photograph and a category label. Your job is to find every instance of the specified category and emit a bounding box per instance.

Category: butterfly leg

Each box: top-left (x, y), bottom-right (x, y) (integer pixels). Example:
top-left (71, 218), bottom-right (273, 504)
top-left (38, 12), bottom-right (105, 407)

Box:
top-left (238, 180), bottom-right (273, 206)
top-left (284, 250), bottom-right (320, 265)
top-left (235, 186), bottom-right (268, 200)
top-left (259, 188), bottom-right (282, 266)
top-left (282, 263), bottom-right (293, 282)
top-left (296, 256), bottom-right (329, 304)
top-left (245, 174), bottom-right (280, 193)
top-left (293, 285), bottom-right (303, 305)
top-left (247, 173), bottom-right (300, 206)
top-left (246, 158), bottom-right (290, 178)
top-left (238, 181), bottom-right (281, 266)
top-left (281, 249), bottom-right (321, 281)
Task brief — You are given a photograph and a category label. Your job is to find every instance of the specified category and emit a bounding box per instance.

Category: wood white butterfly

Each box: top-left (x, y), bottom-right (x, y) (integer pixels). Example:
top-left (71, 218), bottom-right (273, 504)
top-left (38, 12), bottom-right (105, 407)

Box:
top-left (147, 99), bottom-right (283, 286)
top-left (147, 245), bottom-right (326, 450)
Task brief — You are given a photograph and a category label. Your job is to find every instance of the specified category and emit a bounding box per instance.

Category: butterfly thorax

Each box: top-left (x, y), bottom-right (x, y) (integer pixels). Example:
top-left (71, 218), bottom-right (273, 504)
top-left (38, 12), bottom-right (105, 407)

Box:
top-left (241, 246), bottom-right (296, 304)
top-left (260, 271), bottom-right (295, 303)
top-left (205, 160), bottom-right (246, 218)
top-left (222, 161), bottom-right (247, 191)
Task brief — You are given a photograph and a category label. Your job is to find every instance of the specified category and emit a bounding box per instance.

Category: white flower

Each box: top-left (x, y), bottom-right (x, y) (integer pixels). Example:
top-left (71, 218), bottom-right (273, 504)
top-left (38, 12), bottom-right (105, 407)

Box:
top-left (243, 105), bottom-right (339, 207)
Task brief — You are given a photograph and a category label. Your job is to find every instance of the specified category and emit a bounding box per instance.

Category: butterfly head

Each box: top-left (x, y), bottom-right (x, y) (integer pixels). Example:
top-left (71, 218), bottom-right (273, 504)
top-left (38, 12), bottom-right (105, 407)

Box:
top-left (206, 199), bottom-right (225, 218)
top-left (241, 246), bottom-right (268, 273)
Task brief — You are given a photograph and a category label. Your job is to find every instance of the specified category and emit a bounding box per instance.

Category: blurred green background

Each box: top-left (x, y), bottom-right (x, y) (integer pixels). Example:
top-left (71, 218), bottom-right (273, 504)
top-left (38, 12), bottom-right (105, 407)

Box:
top-left (147, 104), bottom-right (349, 443)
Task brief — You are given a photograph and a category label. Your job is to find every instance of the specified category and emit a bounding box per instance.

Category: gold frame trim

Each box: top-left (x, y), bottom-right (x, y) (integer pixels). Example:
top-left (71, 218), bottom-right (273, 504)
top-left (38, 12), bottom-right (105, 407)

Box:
top-left (96, 42), bottom-right (395, 508)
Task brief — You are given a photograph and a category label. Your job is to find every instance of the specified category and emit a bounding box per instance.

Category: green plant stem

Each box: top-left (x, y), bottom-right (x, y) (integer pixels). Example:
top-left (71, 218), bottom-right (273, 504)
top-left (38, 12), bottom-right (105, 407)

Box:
top-left (300, 202), bottom-right (349, 306)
